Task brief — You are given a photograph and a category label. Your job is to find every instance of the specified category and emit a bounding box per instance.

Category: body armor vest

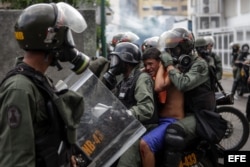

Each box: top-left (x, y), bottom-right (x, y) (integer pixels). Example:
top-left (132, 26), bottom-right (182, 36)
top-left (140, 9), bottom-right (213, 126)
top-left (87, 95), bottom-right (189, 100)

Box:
top-left (184, 84), bottom-right (216, 113)
top-left (116, 69), bottom-right (158, 124)
top-left (116, 70), bottom-right (141, 109)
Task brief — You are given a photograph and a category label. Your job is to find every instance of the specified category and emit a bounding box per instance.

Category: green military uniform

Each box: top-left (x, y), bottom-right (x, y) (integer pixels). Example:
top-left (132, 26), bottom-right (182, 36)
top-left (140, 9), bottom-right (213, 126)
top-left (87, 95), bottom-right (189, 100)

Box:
top-left (168, 54), bottom-right (212, 143)
top-left (88, 56), bottom-right (110, 81)
top-left (169, 55), bottom-right (210, 92)
top-left (115, 67), bottom-right (156, 167)
top-left (231, 52), bottom-right (240, 79)
top-left (0, 62), bottom-right (84, 167)
top-left (211, 52), bottom-right (223, 80)
top-left (0, 74), bottom-right (38, 167)
top-left (127, 70), bottom-right (155, 123)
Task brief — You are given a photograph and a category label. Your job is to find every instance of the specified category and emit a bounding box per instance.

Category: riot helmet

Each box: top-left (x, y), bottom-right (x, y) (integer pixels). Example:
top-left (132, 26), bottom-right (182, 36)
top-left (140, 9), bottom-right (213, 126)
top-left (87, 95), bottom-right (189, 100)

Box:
top-left (103, 42), bottom-right (141, 89)
top-left (141, 36), bottom-right (159, 53)
top-left (158, 28), bottom-right (194, 56)
top-left (14, 2), bottom-right (90, 74)
top-left (231, 43), bottom-right (240, 53)
top-left (194, 37), bottom-right (210, 58)
top-left (204, 36), bottom-right (215, 46)
top-left (158, 28), bottom-right (194, 68)
top-left (111, 31), bottom-right (140, 47)
top-left (111, 33), bottom-right (124, 47)
top-left (109, 42), bottom-right (141, 69)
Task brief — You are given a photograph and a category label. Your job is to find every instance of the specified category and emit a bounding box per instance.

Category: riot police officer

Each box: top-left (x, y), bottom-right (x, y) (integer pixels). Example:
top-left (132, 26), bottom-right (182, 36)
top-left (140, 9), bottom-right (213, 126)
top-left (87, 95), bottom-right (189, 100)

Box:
top-left (204, 36), bottom-right (223, 80)
top-left (104, 42), bottom-right (156, 167)
top-left (195, 37), bottom-right (218, 90)
top-left (231, 43), bottom-right (250, 98)
top-left (89, 31), bottom-right (140, 88)
top-left (194, 37), bottom-right (215, 67)
top-left (230, 42), bottom-right (241, 79)
top-left (0, 2), bottom-right (89, 167)
top-left (158, 28), bottom-right (227, 167)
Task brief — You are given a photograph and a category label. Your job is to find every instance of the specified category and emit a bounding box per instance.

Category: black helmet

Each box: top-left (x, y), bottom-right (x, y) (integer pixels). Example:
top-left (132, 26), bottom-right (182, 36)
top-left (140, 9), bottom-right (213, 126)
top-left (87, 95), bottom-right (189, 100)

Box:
top-left (104, 42), bottom-right (141, 85)
top-left (158, 27), bottom-right (194, 55)
top-left (111, 42), bottom-right (141, 64)
top-left (14, 2), bottom-right (87, 51)
top-left (14, 2), bottom-right (90, 74)
top-left (141, 36), bottom-right (159, 53)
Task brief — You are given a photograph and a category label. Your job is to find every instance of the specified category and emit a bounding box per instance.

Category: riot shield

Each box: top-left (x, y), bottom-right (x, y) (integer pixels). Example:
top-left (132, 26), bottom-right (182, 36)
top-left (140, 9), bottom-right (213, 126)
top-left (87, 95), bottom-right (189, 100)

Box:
top-left (62, 68), bottom-right (146, 167)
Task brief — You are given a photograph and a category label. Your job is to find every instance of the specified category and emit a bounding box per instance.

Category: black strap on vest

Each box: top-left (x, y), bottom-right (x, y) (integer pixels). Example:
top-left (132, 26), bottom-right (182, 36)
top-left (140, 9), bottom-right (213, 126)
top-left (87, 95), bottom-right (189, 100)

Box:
top-left (208, 66), bottom-right (226, 96)
top-left (1, 63), bottom-right (55, 98)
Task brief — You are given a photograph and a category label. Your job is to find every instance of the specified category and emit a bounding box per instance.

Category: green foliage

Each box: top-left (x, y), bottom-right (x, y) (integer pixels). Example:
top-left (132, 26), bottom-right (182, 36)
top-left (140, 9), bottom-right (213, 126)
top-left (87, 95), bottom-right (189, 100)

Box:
top-left (2, 0), bottom-right (83, 9)
top-left (96, 0), bottom-right (110, 6)
top-left (1, 0), bottom-right (110, 9)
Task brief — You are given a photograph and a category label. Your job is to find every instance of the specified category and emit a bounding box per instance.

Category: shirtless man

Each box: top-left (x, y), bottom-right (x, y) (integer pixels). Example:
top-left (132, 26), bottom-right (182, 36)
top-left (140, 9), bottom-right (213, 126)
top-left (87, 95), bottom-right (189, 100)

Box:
top-left (139, 55), bottom-right (184, 167)
top-left (142, 47), bottom-right (166, 104)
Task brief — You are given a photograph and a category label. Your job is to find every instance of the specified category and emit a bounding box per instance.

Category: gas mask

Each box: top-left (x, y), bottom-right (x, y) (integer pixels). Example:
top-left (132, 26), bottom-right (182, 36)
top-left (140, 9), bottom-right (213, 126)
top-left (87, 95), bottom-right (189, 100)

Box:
top-left (177, 54), bottom-right (192, 68)
top-left (167, 48), bottom-right (192, 69)
top-left (103, 54), bottom-right (125, 90)
top-left (48, 2), bottom-right (90, 74)
top-left (196, 47), bottom-right (210, 59)
top-left (51, 29), bottom-right (90, 74)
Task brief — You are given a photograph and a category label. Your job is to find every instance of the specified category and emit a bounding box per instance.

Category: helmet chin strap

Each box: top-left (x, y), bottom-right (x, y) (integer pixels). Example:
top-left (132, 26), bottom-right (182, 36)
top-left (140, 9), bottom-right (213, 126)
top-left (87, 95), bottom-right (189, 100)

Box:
top-left (54, 60), bottom-right (63, 71)
top-left (46, 51), bottom-right (63, 71)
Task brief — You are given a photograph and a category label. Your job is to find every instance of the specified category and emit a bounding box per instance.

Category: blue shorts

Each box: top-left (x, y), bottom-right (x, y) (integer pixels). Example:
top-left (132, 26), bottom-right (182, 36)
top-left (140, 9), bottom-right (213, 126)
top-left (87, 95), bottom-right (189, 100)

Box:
top-left (142, 118), bottom-right (177, 153)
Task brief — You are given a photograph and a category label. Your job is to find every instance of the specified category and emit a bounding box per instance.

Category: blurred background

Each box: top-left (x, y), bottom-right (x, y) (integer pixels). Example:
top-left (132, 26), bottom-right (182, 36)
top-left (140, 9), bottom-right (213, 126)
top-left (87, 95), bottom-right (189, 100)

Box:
top-left (1, 0), bottom-right (250, 73)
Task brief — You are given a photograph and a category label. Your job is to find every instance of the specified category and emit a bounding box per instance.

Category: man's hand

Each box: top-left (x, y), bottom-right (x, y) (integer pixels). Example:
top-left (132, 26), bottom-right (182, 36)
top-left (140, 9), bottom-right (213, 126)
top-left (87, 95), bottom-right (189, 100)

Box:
top-left (71, 156), bottom-right (78, 167)
top-left (160, 52), bottom-right (173, 67)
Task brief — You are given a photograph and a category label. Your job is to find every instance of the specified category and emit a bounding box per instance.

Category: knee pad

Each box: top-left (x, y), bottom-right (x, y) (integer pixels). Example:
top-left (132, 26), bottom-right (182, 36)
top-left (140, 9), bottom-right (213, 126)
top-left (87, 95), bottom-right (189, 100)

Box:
top-left (164, 123), bottom-right (186, 151)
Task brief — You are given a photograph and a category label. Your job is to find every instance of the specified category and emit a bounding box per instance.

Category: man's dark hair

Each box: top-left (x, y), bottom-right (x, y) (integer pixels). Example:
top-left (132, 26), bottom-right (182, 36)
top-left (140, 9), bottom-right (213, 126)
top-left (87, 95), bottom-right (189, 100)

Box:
top-left (142, 47), bottom-right (161, 61)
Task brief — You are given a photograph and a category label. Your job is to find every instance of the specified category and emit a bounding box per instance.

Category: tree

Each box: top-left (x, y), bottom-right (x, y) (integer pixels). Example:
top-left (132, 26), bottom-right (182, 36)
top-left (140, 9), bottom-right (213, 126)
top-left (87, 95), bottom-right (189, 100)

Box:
top-left (1, 0), bottom-right (109, 9)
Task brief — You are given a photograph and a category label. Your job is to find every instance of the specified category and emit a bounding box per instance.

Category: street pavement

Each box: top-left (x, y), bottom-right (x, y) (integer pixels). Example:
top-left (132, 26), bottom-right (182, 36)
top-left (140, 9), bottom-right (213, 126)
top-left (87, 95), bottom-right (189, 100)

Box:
top-left (220, 75), bottom-right (250, 151)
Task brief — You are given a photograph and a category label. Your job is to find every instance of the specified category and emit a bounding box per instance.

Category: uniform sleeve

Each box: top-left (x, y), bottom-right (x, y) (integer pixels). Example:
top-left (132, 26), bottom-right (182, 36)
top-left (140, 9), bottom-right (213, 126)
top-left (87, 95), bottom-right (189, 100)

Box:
top-left (214, 53), bottom-right (223, 80)
top-left (129, 73), bottom-right (155, 123)
top-left (168, 59), bottom-right (209, 92)
top-left (0, 88), bottom-right (36, 167)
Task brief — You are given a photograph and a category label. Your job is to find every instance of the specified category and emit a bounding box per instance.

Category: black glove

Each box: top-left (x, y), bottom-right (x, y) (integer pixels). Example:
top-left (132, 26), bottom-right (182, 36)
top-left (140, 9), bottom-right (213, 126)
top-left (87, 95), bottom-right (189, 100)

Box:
top-left (160, 52), bottom-right (173, 67)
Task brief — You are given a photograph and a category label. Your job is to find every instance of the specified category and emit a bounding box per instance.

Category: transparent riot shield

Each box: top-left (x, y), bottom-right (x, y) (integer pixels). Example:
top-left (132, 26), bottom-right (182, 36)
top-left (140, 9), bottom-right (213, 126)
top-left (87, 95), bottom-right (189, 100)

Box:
top-left (62, 68), bottom-right (146, 167)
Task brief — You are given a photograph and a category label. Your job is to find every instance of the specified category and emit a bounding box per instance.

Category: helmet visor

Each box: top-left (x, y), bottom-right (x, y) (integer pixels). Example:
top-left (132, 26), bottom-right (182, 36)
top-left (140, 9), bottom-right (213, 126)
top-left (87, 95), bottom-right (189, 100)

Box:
top-left (56, 2), bottom-right (87, 33)
top-left (158, 31), bottom-right (179, 52)
top-left (121, 32), bottom-right (140, 43)
top-left (109, 54), bottom-right (120, 68)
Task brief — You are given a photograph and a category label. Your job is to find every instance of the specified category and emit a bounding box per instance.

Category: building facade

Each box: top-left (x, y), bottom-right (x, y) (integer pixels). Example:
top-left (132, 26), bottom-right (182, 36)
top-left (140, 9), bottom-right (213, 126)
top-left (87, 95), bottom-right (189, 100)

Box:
top-left (138, 0), bottom-right (188, 19)
top-left (189, 0), bottom-right (250, 71)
